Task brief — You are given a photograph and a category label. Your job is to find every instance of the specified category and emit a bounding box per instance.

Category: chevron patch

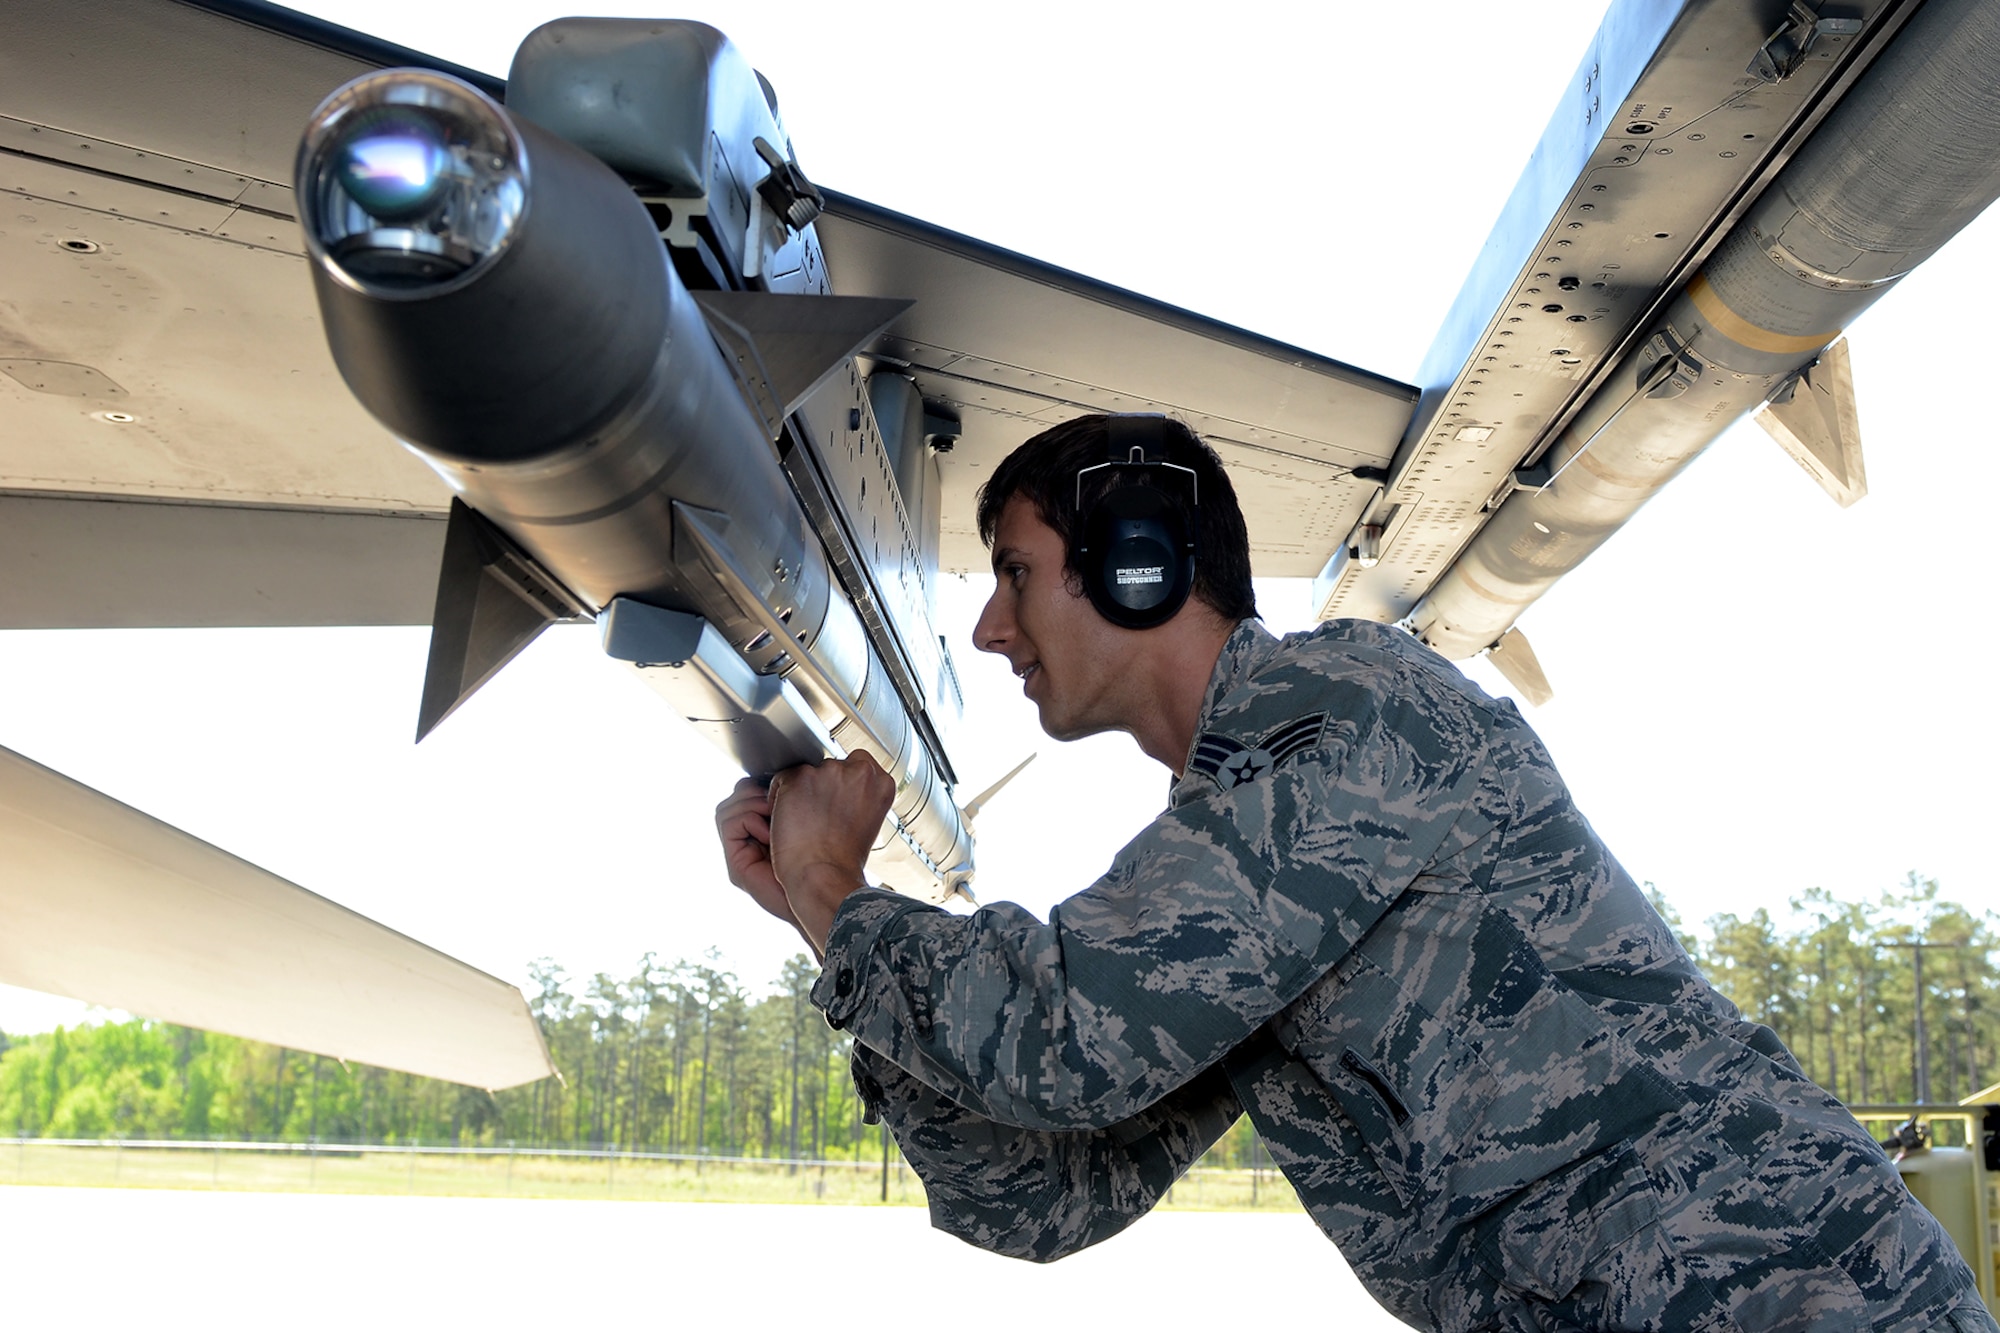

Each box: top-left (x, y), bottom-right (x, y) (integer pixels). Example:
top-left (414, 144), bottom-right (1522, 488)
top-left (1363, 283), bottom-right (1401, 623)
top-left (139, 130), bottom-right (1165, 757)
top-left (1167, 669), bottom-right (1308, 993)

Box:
top-left (1188, 713), bottom-right (1328, 789)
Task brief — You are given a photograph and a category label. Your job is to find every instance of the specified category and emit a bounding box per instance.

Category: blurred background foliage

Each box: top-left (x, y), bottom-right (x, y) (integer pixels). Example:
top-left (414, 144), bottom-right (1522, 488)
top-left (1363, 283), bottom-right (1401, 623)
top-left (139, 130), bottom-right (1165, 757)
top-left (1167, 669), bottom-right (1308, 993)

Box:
top-left (4, 875), bottom-right (1992, 1158)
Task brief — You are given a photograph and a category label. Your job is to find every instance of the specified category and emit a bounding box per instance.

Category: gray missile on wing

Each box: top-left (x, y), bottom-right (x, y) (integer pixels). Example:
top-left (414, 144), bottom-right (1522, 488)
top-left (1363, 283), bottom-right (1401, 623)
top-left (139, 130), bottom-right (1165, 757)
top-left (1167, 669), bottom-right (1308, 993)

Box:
top-left (1407, 0), bottom-right (2000, 667)
top-left (293, 26), bottom-right (974, 901)
top-left (1312, 0), bottom-right (2000, 700)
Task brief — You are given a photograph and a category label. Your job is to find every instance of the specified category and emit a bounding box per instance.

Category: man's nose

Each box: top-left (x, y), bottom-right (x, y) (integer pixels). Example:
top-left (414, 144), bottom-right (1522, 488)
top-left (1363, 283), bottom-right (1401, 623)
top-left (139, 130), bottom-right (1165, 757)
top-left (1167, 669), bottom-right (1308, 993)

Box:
top-left (972, 588), bottom-right (1011, 656)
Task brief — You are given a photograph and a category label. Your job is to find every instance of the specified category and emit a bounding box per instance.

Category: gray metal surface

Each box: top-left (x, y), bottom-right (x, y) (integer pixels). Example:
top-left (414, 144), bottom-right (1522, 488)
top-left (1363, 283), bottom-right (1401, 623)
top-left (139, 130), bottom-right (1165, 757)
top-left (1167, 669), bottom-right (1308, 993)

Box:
top-left (5, 0), bottom-right (384, 184)
top-left (1755, 337), bottom-right (1865, 507)
top-left (0, 139), bottom-right (443, 516)
top-left (0, 0), bottom-right (475, 513)
top-left (690, 291), bottom-right (914, 432)
top-left (0, 493), bottom-right (444, 629)
top-left (782, 364), bottom-right (964, 772)
top-left (2, 0), bottom-right (1420, 606)
top-left (813, 193), bottom-right (1418, 578)
top-left (416, 500), bottom-right (588, 742)
top-left (297, 71), bottom-right (972, 894)
top-left (1320, 0), bottom-right (1906, 627)
top-left (0, 0), bottom-right (457, 631)
top-left (508, 17), bottom-right (773, 286)
top-left (1409, 0), bottom-right (2000, 660)
top-left (0, 742), bottom-right (555, 1091)
top-left (603, 599), bottom-right (837, 775)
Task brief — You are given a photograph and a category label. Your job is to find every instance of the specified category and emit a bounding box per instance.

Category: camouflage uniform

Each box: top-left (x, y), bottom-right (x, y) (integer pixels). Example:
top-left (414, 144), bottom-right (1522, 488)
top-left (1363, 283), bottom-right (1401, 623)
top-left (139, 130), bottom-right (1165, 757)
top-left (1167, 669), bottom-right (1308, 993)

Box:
top-left (812, 619), bottom-right (1989, 1332)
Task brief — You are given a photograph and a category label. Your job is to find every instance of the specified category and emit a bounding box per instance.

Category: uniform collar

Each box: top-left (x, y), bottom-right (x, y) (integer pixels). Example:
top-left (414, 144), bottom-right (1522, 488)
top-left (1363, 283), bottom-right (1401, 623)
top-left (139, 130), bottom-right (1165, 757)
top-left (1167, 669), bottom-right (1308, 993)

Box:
top-left (1177, 618), bottom-right (1279, 779)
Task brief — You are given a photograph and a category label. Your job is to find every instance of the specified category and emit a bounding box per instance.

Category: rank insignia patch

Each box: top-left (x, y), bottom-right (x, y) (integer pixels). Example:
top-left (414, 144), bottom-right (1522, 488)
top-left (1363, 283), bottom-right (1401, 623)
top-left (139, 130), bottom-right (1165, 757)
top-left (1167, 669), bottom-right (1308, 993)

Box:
top-left (1189, 714), bottom-right (1328, 789)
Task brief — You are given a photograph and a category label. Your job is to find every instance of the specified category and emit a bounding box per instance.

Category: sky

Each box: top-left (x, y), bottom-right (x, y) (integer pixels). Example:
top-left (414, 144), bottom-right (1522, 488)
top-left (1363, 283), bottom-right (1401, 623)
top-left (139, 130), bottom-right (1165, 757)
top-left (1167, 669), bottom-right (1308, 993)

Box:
top-left (4, 0), bottom-right (1998, 1034)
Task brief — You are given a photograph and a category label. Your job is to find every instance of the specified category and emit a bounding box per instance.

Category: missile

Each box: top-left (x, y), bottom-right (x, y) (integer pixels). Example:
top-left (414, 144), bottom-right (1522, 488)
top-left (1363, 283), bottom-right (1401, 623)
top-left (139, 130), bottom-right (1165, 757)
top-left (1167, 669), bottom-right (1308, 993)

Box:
top-left (293, 29), bottom-right (973, 901)
top-left (1405, 0), bottom-right (2000, 666)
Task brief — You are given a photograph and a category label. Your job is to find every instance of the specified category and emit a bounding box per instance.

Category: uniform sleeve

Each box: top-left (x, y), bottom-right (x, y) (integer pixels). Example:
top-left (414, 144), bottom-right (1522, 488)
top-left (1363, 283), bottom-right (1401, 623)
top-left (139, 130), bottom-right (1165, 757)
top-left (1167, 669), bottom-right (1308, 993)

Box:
top-left (811, 672), bottom-right (1488, 1130)
top-left (850, 1041), bottom-right (1241, 1263)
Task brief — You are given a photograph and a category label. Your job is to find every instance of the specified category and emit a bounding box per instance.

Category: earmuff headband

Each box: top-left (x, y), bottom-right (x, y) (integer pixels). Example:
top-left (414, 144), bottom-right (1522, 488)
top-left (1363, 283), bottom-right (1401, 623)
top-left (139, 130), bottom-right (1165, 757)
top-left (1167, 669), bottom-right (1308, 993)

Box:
top-left (1076, 416), bottom-right (1199, 509)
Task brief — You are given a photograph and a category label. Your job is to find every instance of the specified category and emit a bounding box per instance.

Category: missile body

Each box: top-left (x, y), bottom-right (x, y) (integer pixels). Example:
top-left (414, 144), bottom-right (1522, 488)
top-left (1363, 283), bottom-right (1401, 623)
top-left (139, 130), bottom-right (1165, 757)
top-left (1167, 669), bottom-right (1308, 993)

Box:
top-left (295, 67), bottom-right (970, 897)
top-left (1411, 0), bottom-right (2000, 660)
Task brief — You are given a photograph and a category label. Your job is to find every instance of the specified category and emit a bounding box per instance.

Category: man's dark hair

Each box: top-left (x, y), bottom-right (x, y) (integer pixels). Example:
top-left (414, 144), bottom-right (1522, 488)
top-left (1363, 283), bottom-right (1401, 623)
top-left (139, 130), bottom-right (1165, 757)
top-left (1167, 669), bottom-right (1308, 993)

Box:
top-left (975, 414), bottom-right (1258, 623)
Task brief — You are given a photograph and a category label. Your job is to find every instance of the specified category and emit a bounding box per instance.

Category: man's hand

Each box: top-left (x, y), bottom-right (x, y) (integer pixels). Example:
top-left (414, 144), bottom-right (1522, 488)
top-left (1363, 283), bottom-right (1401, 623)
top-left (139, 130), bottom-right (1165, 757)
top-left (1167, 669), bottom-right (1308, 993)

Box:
top-left (768, 752), bottom-right (896, 952)
top-left (714, 776), bottom-right (796, 928)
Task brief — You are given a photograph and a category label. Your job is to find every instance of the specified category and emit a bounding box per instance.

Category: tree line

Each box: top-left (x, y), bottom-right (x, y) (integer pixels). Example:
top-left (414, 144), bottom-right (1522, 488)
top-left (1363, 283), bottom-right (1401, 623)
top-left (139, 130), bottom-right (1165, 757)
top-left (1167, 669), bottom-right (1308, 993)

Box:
top-left (0, 946), bottom-right (1270, 1163)
top-left (3, 877), bottom-right (1993, 1152)
top-left (1652, 875), bottom-right (1998, 1106)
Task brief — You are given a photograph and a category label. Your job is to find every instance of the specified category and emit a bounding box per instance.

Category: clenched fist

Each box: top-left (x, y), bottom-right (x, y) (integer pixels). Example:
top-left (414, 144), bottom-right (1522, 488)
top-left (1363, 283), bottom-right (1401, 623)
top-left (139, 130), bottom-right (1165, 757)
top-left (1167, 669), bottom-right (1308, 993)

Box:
top-left (713, 752), bottom-right (896, 954)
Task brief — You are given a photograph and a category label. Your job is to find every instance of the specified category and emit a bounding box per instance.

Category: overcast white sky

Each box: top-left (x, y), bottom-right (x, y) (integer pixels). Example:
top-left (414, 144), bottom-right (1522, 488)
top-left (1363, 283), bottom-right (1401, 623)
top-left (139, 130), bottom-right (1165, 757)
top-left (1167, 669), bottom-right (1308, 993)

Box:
top-left (4, 0), bottom-right (1997, 1035)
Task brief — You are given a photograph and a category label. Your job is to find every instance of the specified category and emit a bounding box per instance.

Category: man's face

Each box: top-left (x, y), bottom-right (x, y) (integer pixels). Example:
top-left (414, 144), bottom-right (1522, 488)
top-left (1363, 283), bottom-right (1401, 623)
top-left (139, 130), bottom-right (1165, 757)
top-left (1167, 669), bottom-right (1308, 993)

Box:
top-left (973, 496), bottom-right (1134, 742)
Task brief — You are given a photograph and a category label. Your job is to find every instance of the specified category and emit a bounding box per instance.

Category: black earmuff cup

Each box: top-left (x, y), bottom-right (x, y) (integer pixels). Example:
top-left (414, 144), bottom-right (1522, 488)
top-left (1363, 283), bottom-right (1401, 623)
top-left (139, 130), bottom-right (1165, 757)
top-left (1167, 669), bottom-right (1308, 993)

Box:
top-left (1080, 485), bottom-right (1194, 629)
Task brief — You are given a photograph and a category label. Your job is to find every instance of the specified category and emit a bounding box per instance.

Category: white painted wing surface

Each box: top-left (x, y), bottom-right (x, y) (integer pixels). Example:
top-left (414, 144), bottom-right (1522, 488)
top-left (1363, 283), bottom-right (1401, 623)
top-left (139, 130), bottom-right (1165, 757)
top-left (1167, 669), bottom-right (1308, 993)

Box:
top-left (0, 743), bottom-right (554, 1090)
top-left (813, 192), bottom-right (1419, 579)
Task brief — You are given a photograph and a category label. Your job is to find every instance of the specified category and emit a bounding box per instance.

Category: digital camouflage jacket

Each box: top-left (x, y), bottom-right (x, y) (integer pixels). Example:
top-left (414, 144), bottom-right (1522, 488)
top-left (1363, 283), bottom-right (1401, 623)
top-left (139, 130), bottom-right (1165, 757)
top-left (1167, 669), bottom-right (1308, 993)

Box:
top-left (811, 619), bottom-right (1977, 1333)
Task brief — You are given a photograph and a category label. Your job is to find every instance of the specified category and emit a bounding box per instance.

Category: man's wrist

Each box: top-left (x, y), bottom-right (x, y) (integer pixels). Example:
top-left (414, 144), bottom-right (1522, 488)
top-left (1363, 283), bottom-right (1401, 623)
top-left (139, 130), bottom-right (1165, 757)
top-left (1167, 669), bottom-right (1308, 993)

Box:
top-left (787, 862), bottom-right (868, 952)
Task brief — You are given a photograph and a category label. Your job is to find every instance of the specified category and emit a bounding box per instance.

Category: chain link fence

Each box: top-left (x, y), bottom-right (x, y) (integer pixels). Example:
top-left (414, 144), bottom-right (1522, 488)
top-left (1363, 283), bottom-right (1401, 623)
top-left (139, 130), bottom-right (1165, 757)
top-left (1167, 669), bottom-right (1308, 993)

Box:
top-left (0, 1136), bottom-right (1303, 1211)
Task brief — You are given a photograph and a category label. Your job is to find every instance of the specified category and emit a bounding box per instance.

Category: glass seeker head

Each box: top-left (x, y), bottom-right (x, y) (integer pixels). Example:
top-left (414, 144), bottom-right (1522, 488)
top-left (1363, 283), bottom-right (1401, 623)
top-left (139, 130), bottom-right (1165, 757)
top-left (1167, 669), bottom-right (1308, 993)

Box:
top-left (297, 70), bottom-right (527, 296)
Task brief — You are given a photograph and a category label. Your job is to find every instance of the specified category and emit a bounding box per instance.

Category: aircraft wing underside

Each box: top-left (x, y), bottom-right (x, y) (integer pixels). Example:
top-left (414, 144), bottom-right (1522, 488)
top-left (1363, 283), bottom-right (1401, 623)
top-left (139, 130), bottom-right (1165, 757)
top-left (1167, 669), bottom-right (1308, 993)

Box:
top-left (814, 192), bottom-right (1417, 578)
top-left (1, 0), bottom-right (1419, 635)
top-left (0, 0), bottom-right (467, 630)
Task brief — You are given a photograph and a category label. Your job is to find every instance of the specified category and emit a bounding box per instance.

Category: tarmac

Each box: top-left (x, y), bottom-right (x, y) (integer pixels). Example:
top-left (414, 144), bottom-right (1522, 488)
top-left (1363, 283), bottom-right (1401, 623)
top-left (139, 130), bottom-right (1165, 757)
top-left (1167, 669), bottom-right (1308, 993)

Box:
top-left (0, 1184), bottom-right (1409, 1330)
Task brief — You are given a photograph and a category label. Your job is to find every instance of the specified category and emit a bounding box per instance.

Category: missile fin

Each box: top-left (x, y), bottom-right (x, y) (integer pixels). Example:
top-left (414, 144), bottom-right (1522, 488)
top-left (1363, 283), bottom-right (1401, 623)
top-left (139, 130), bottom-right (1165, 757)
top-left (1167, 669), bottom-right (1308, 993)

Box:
top-left (416, 499), bottom-right (589, 742)
top-left (1754, 337), bottom-right (1867, 508)
top-left (1485, 628), bottom-right (1555, 708)
top-left (692, 291), bottom-right (913, 435)
top-left (962, 753), bottom-right (1037, 826)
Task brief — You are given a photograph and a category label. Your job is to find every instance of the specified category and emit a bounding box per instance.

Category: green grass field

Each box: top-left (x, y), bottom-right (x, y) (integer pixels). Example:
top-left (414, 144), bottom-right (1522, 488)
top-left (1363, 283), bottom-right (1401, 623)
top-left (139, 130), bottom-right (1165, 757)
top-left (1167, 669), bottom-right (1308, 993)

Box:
top-left (0, 1140), bottom-right (1304, 1212)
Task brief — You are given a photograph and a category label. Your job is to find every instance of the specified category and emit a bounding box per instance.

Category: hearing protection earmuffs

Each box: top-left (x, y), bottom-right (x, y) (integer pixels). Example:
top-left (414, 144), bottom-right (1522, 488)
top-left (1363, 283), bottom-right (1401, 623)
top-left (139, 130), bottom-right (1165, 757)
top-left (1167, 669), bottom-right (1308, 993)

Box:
top-left (1072, 414), bottom-right (1198, 630)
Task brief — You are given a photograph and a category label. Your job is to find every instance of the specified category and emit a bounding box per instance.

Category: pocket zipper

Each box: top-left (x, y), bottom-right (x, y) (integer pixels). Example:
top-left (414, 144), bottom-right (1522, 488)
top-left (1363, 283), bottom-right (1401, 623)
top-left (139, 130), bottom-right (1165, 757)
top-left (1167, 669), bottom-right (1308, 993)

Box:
top-left (1340, 1047), bottom-right (1412, 1125)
